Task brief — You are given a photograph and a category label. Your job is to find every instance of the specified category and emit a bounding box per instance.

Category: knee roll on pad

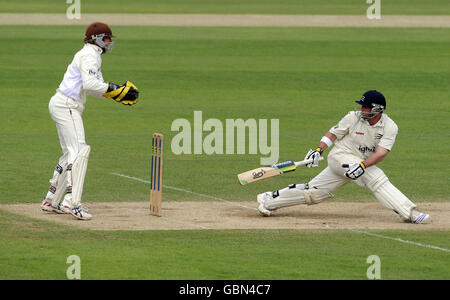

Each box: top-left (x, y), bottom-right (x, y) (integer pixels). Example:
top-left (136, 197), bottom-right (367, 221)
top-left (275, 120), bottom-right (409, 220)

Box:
top-left (304, 189), bottom-right (334, 205)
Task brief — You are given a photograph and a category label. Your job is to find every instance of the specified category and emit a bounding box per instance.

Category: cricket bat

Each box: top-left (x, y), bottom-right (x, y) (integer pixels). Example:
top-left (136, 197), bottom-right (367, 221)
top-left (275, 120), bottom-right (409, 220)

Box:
top-left (237, 157), bottom-right (324, 185)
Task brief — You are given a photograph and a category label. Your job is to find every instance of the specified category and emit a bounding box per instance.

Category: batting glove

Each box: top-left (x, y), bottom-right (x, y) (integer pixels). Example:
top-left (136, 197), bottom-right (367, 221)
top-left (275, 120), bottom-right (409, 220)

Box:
top-left (304, 147), bottom-right (322, 168)
top-left (342, 162), bottom-right (366, 180)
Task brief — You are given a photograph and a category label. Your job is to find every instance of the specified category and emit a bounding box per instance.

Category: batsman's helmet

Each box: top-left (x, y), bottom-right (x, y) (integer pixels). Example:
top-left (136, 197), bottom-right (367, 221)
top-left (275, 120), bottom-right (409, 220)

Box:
top-left (84, 22), bottom-right (116, 53)
top-left (356, 90), bottom-right (386, 108)
top-left (355, 90), bottom-right (386, 121)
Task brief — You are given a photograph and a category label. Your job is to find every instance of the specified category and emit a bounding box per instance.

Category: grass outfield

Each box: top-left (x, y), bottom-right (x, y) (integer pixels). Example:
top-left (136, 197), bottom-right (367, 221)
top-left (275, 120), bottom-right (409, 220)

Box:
top-left (0, 24), bottom-right (449, 280)
top-left (1, 26), bottom-right (449, 204)
top-left (0, 0), bottom-right (449, 15)
top-left (0, 210), bottom-right (449, 280)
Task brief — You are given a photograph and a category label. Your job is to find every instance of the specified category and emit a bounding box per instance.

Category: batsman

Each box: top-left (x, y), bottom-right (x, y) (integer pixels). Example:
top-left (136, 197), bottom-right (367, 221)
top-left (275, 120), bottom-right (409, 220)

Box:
top-left (257, 90), bottom-right (430, 224)
top-left (40, 22), bottom-right (139, 220)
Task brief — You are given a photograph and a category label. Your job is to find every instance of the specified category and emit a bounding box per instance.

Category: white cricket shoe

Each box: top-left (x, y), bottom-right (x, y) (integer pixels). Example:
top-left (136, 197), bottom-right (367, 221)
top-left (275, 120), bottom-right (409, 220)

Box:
top-left (59, 199), bottom-right (72, 214)
top-left (69, 205), bottom-right (92, 220)
top-left (257, 192), bottom-right (276, 217)
top-left (52, 202), bottom-right (67, 214)
top-left (410, 209), bottom-right (430, 224)
top-left (40, 199), bottom-right (54, 212)
top-left (81, 204), bottom-right (89, 213)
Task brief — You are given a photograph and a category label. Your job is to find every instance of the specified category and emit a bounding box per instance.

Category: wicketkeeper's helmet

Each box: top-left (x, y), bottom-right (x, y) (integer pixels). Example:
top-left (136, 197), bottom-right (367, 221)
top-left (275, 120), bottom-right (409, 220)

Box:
top-left (84, 22), bottom-right (116, 53)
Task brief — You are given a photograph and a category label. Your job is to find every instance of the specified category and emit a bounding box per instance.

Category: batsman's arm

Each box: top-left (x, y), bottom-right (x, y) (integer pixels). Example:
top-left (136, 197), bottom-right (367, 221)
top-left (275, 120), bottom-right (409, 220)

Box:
top-left (318, 132), bottom-right (337, 152)
top-left (362, 146), bottom-right (389, 168)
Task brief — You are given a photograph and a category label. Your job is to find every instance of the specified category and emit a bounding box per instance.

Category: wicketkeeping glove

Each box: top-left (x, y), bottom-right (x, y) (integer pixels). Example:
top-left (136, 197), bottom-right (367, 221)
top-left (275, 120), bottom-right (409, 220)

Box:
top-left (304, 147), bottom-right (322, 168)
top-left (342, 162), bottom-right (366, 180)
top-left (104, 81), bottom-right (139, 105)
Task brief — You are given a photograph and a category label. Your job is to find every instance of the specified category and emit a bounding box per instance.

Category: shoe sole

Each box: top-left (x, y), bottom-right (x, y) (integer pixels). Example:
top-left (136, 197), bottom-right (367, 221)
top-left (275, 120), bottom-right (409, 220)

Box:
top-left (68, 209), bottom-right (92, 220)
top-left (53, 208), bottom-right (67, 214)
top-left (71, 214), bottom-right (92, 221)
top-left (70, 213), bottom-right (92, 220)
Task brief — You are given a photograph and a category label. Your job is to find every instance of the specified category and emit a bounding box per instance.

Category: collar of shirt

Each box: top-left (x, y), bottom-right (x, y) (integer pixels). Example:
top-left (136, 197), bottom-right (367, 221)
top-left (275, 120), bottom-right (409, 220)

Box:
top-left (364, 113), bottom-right (386, 127)
top-left (84, 43), bottom-right (103, 55)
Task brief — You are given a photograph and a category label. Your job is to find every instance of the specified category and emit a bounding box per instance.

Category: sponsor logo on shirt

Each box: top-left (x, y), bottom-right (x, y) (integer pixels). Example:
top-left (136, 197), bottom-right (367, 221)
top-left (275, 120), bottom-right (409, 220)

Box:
top-left (359, 145), bottom-right (376, 154)
top-left (355, 131), bottom-right (365, 135)
top-left (375, 133), bottom-right (383, 139)
top-left (88, 69), bottom-right (96, 76)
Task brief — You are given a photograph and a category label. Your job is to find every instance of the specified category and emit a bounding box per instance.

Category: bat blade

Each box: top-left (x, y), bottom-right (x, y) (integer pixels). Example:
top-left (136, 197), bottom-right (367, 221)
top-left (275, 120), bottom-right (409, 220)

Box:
top-left (237, 160), bottom-right (296, 185)
top-left (237, 157), bottom-right (323, 185)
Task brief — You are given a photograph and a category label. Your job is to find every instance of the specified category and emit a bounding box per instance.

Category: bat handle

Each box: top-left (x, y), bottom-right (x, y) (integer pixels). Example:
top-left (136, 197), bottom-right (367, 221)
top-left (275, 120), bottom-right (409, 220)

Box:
top-left (295, 156), bottom-right (324, 167)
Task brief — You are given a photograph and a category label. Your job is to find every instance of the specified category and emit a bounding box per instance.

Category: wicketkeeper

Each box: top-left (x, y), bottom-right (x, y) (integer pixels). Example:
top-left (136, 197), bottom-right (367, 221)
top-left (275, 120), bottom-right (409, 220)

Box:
top-left (40, 22), bottom-right (139, 220)
top-left (257, 90), bottom-right (430, 223)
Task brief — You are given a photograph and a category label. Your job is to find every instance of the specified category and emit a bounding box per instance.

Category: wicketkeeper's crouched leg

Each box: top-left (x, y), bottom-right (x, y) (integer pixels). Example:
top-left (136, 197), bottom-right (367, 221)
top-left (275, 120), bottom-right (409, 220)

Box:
top-left (41, 152), bottom-right (68, 212)
top-left (48, 96), bottom-right (92, 219)
top-left (60, 144), bottom-right (92, 220)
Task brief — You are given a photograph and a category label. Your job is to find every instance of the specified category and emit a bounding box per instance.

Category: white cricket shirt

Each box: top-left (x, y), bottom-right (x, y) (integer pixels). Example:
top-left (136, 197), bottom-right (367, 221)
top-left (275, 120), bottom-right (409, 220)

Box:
top-left (57, 43), bottom-right (108, 110)
top-left (328, 111), bottom-right (399, 160)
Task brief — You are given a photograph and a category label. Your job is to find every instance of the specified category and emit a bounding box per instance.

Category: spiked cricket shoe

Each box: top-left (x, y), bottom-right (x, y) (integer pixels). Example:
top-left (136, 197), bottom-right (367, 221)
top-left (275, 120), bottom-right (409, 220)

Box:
top-left (410, 209), bottom-right (430, 224)
top-left (52, 202), bottom-right (67, 214)
top-left (59, 199), bottom-right (72, 214)
top-left (69, 205), bottom-right (92, 220)
top-left (40, 199), bottom-right (54, 212)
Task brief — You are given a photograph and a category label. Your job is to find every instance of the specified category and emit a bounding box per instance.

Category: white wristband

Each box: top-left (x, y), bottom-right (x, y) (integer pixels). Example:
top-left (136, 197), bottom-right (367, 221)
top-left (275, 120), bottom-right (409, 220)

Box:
top-left (321, 136), bottom-right (333, 148)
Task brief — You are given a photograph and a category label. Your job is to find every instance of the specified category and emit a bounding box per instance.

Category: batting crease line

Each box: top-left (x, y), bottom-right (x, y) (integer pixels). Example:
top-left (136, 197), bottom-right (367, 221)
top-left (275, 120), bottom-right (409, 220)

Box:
top-left (112, 172), bottom-right (448, 253)
top-left (111, 172), bottom-right (257, 212)
top-left (350, 229), bottom-right (450, 253)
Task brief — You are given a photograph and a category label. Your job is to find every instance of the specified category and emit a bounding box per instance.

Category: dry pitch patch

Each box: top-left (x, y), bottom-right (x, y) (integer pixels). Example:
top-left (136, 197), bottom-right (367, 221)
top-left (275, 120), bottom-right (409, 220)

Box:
top-left (0, 14), bottom-right (449, 27)
top-left (1, 201), bottom-right (449, 231)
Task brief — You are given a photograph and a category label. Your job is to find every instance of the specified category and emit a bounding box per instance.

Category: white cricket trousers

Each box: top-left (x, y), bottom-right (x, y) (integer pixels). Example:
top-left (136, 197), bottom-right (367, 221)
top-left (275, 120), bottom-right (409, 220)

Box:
top-left (49, 91), bottom-right (86, 165)
top-left (266, 153), bottom-right (417, 220)
top-left (308, 153), bottom-right (416, 220)
top-left (44, 91), bottom-right (86, 206)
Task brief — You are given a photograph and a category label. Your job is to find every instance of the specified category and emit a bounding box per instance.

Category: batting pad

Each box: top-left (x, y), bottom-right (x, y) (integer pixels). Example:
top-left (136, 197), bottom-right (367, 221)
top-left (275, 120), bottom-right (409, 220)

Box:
top-left (265, 185), bottom-right (333, 210)
top-left (71, 145), bottom-right (91, 207)
top-left (372, 181), bottom-right (416, 220)
top-left (360, 167), bottom-right (416, 220)
top-left (51, 168), bottom-right (68, 207)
